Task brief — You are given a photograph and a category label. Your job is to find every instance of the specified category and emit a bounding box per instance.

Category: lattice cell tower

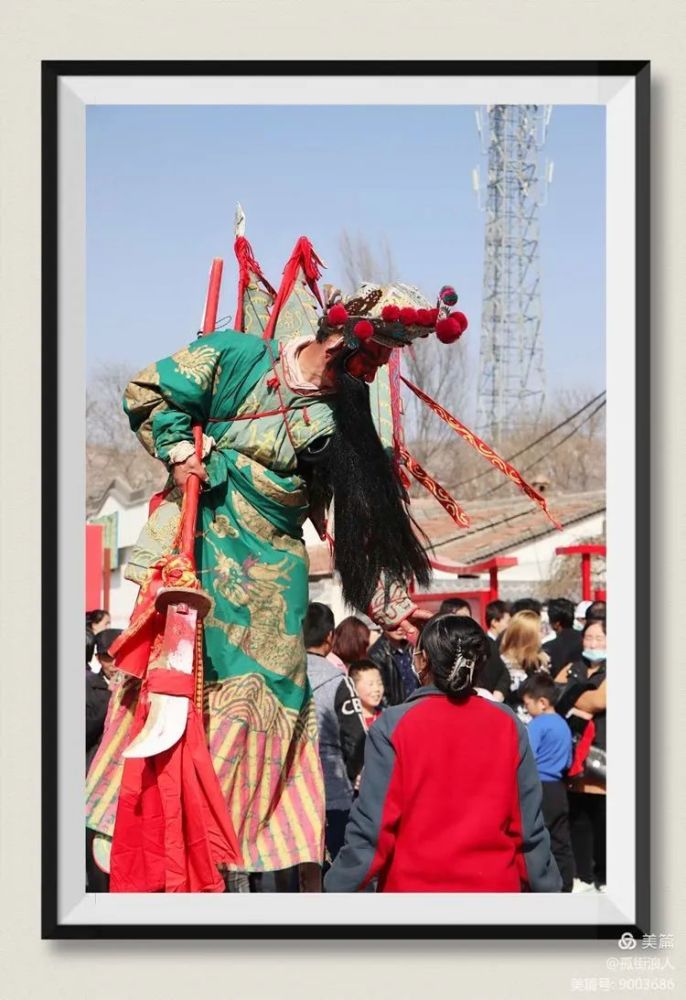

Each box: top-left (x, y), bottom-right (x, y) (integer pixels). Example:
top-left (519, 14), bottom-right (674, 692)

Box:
top-left (473, 105), bottom-right (553, 442)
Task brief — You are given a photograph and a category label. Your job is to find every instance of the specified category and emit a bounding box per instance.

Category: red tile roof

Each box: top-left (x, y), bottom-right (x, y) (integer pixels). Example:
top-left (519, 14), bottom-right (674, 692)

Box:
top-left (413, 489), bottom-right (606, 566)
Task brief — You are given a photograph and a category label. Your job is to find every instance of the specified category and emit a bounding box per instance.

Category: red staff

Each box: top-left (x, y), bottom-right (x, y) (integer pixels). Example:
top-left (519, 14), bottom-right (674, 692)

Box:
top-left (181, 257), bottom-right (224, 564)
top-left (109, 259), bottom-right (241, 893)
top-left (123, 258), bottom-right (223, 757)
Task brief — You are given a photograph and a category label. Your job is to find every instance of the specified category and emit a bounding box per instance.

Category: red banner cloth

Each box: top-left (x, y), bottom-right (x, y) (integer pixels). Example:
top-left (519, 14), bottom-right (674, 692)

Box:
top-left (397, 443), bottom-right (471, 529)
top-left (400, 375), bottom-right (561, 529)
top-left (110, 671), bottom-right (241, 893)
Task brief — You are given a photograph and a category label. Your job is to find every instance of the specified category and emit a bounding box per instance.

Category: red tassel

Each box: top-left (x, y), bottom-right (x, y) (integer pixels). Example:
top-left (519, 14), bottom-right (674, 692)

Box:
top-left (388, 350), bottom-right (406, 485)
top-left (234, 236), bottom-right (276, 332)
top-left (262, 237), bottom-right (325, 340)
top-left (298, 237), bottom-right (324, 289)
top-left (400, 375), bottom-right (561, 530)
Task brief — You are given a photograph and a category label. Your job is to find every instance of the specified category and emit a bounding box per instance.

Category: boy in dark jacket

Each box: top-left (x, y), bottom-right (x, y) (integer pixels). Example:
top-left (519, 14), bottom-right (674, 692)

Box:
top-left (304, 603), bottom-right (354, 862)
top-left (86, 628), bottom-right (121, 768)
top-left (85, 627), bottom-right (121, 892)
top-left (335, 661), bottom-right (384, 789)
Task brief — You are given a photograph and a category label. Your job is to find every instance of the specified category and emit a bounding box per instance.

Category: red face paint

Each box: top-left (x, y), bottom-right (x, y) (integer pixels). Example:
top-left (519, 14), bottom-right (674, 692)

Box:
top-left (345, 342), bottom-right (393, 383)
top-left (322, 339), bottom-right (393, 386)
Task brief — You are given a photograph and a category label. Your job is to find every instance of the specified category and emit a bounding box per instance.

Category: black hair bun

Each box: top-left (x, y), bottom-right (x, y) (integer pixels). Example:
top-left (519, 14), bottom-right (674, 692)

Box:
top-left (419, 614), bottom-right (489, 699)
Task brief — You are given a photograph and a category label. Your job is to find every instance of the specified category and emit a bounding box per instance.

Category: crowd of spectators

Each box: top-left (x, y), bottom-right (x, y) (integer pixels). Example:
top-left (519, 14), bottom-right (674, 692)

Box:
top-left (85, 593), bottom-right (607, 893)
top-left (305, 594), bottom-right (608, 893)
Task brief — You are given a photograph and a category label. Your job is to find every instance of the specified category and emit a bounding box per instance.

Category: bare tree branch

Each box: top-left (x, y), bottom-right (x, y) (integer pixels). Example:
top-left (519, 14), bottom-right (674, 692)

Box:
top-left (337, 229), bottom-right (398, 291)
top-left (86, 363), bottom-right (166, 511)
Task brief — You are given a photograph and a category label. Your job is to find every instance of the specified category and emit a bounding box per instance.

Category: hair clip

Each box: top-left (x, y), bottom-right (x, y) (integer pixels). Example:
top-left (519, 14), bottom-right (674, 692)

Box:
top-left (447, 640), bottom-right (475, 685)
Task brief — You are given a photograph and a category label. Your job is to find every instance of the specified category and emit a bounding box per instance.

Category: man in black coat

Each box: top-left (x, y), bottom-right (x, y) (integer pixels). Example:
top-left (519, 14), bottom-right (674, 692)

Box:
top-left (86, 627), bottom-right (121, 892)
top-left (543, 598), bottom-right (583, 674)
top-left (86, 628), bottom-right (121, 769)
top-left (477, 599), bottom-right (512, 700)
top-left (368, 623), bottom-right (418, 706)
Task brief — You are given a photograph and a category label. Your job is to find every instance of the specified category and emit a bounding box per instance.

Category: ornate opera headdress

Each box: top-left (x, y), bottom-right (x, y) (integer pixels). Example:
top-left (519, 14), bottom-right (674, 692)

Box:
top-left (231, 205), bottom-right (561, 533)
top-left (318, 282), bottom-right (468, 349)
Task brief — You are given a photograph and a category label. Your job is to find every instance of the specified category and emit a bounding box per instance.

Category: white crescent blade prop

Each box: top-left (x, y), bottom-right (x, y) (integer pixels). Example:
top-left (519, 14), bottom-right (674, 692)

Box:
top-left (234, 202), bottom-right (246, 238)
top-left (122, 693), bottom-right (190, 759)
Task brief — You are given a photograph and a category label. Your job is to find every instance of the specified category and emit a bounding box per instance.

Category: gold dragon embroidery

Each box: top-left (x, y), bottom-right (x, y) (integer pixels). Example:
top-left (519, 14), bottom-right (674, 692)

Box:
top-left (171, 344), bottom-right (219, 389)
top-left (202, 485), bottom-right (308, 680)
top-left (123, 363), bottom-right (166, 455)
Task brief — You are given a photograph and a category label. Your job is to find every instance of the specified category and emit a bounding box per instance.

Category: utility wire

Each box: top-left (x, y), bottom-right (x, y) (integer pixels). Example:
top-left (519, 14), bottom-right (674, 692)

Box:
top-left (452, 389), bottom-right (606, 489)
top-left (427, 495), bottom-right (555, 560)
top-left (484, 398), bottom-right (607, 496)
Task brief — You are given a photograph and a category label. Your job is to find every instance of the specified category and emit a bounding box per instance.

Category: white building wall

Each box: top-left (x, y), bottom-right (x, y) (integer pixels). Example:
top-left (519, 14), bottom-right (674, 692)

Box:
top-left (98, 493), bottom-right (150, 548)
top-left (497, 512), bottom-right (605, 586)
top-left (96, 485), bottom-right (605, 629)
top-left (95, 494), bottom-right (149, 629)
top-left (107, 546), bottom-right (144, 629)
top-left (414, 512), bottom-right (605, 599)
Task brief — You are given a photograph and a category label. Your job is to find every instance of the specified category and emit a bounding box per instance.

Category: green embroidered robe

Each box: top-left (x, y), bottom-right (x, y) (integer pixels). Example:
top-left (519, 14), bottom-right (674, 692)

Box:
top-left (86, 329), bottom-right (336, 872)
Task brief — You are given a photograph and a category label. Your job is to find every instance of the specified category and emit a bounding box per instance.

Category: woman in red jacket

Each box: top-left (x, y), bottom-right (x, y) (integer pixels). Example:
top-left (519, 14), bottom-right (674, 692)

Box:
top-left (324, 614), bottom-right (561, 893)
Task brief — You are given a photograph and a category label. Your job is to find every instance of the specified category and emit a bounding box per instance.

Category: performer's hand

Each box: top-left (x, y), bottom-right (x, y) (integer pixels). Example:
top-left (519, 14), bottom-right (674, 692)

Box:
top-left (400, 608), bottom-right (433, 642)
top-left (383, 610), bottom-right (432, 646)
top-left (408, 609), bottom-right (433, 625)
top-left (172, 454), bottom-right (209, 490)
top-left (395, 612), bottom-right (424, 645)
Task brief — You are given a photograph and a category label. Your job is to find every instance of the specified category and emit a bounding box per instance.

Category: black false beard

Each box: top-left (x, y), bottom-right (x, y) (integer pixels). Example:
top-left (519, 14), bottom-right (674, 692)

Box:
top-left (327, 353), bottom-right (432, 612)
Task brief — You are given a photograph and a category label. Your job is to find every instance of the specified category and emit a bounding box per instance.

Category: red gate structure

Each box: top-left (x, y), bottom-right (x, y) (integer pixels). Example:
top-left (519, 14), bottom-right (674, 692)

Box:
top-left (85, 522), bottom-right (108, 612)
top-left (554, 543), bottom-right (606, 601)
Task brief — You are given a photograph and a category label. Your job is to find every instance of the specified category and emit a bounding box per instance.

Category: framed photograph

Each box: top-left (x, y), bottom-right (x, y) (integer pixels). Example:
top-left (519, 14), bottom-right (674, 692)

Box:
top-left (43, 59), bottom-right (649, 939)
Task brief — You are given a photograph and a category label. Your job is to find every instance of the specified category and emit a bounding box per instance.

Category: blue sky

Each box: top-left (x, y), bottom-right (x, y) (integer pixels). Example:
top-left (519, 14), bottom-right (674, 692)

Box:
top-left (86, 104), bottom-right (605, 402)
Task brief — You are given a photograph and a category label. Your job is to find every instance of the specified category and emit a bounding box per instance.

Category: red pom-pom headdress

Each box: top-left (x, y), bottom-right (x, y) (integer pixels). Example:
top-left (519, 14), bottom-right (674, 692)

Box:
top-left (318, 282), bottom-right (468, 350)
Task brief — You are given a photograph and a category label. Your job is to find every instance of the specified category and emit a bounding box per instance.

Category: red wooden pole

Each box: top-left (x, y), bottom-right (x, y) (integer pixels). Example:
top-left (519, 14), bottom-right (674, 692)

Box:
top-left (180, 258), bottom-right (223, 563)
top-left (489, 566), bottom-right (498, 603)
top-left (581, 553), bottom-right (592, 601)
top-left (85, 524), bottom-right (104, 611)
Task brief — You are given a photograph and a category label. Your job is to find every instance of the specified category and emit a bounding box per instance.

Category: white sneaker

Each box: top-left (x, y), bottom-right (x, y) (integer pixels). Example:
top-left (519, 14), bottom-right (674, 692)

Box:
top-left (596, 884), bottom-right (607, 893)
top-left (572, 878), bottom-right (597, 893)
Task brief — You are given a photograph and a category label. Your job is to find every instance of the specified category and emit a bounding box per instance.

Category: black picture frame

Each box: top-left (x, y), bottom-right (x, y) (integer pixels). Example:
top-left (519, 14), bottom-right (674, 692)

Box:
top-left (42, 59), bottom-right (650, 940)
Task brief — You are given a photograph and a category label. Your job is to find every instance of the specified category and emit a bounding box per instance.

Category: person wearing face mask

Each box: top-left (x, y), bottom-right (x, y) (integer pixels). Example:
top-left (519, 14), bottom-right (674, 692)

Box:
top-left (574, 600), bottom-right (592, 632)
top-left (555, 618), bottom-right (607, 892)
top-left (325, 614), bottom-right (560, 893)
